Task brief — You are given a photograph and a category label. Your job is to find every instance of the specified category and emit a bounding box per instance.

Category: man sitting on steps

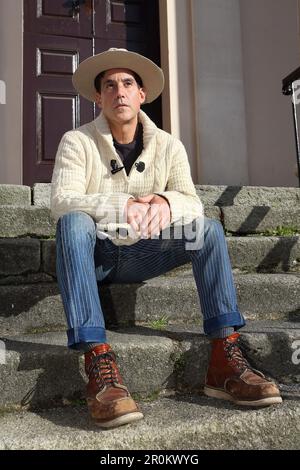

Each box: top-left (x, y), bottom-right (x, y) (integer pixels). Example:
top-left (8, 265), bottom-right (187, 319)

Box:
top-left (50, 48), bottom-right (282, 429)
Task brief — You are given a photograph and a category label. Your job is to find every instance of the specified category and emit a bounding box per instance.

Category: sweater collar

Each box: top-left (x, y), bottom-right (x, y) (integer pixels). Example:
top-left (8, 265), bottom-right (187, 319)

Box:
top-left (94, 109), bottom-right (158, 150)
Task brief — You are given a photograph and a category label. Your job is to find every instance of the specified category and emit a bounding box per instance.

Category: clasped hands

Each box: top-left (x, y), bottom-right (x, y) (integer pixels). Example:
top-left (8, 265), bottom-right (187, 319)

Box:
top-left (125, 194), bottom-right (171, 239)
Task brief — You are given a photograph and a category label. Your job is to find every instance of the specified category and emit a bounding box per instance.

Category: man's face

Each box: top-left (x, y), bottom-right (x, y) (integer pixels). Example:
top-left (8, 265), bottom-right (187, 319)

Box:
top-left (95, 68), bottom-right (146, 125)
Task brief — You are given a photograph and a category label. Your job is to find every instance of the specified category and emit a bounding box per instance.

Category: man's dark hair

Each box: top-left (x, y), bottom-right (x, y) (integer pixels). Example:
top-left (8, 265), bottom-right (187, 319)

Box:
top-left (94, 70), bottom-right (143, 93)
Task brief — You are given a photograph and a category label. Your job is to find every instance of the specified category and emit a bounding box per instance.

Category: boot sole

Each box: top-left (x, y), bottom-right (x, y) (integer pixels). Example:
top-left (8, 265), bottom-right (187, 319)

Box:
top-left (204, 386), bottom-right (283, 407)
top-left (94, 411), bottom-right (144, 429)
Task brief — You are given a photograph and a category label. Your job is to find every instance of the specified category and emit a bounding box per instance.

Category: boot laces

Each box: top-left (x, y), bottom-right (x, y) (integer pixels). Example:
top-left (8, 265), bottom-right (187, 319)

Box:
top-left (224, 339), bottom-right (251, 372)
top-left (91, 352), bottom-right (120, 387)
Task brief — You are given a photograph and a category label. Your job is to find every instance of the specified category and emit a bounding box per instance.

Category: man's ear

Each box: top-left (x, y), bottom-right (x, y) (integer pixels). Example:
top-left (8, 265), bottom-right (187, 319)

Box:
top-left (139, 87), bottom-right (146, 105)
top-left (95, 92), bottom-right (102, 108)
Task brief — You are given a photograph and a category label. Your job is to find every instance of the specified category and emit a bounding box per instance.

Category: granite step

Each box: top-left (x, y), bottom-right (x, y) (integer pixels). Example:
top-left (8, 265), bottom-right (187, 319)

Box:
top-left (0, 389), bottom-right (299, 450)
top-left (30, 183), bottom-right (300, 210)
top-left (1, 204), bottom-right (300, 238)
top-left (43, 235), bottom-right (300, 276)
top-left (0, 273), bottom-right (299, 336)
top-left (0, 235), bottom-right (299, 279)
top-left (0, 321), bottom-right (299, 409)
top-left (1, 183), bottom-right (299, 209)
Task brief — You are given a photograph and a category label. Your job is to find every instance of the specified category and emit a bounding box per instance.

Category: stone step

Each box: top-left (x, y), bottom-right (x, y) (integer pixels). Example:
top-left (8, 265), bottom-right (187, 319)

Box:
top-left (196, 184), bottom-right (300, 209)
top-left (0, 235), bottom-right (299, 279)
top-left (0, 183), bottom-right (300, 237)
top-left (1, 204), bottom-right (300, 237)
top-left (0, 273), bottom-right (299, 336)
top-left (0, 185), bottom-right (31, 206)
top-left (30, 183), bottom-right (300, 209)
top-left (0, 321), bottom-right (299, 409)
top-left (0, 205), bottom-right (214, 239)
top-left (0, 206), bottom-right (56, 238)
top-left (3, 234), bottom-right (299, 279)
top-left (223, 206), bottom-right (300, 234)
top-left (0, 393), bottom-right (299, 450)
top-left (43, 235), bottom-right (300, 276)
top-left (0, 183), bottom-right (297, 209)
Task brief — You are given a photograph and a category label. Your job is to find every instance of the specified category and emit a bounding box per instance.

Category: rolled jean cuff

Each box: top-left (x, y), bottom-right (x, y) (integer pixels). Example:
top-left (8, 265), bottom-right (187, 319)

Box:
top-left (67, 326), bottom-right (107, 350)
top-left (203, 312), bottom-right (246, 336)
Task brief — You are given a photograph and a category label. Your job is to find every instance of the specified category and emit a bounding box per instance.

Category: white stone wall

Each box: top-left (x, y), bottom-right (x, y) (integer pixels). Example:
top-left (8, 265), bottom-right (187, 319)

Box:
top-left (240, 0), bottom-right (300, 187)
top-left (0, 0), bottom-right (23, 184)
top-left (191, 0), bottom-right (249, 185)
top-left (189, 0), bottom-right (300, 186)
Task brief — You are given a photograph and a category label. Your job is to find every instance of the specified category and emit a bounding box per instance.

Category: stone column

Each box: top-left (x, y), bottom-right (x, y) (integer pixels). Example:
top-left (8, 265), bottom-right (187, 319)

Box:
top-left (191, 0), bottom-right (249, 185)
top-left (0, 0), bottom-right (23, 184)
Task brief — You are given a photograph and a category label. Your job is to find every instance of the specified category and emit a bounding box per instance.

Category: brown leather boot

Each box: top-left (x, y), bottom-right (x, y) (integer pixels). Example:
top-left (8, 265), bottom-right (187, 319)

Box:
top-left (204, 333), bottom-right (282, 407)
top-left (85, 344), bottom-right (144, 428)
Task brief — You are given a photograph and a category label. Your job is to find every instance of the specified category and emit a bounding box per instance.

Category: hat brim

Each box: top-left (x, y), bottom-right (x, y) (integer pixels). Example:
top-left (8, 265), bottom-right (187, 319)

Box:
top-left (72, 49), bottom-right (165, 104)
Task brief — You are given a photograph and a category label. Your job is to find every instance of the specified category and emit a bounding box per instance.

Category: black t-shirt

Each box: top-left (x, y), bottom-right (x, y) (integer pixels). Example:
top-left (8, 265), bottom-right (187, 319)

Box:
top-left (113, 123), bottom-right (144, 175)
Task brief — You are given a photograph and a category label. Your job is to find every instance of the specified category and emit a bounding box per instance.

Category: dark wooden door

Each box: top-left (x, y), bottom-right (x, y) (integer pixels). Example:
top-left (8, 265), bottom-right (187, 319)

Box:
top-left (94, 0), bottom-right (162, 126)
top-left (23, 0), bottom-right (161, 186)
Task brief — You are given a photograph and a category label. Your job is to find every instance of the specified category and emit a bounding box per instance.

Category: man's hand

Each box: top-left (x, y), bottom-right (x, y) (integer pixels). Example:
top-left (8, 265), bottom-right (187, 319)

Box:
top-left (125, 194), bottom-right (171, 238)
top-left (125, 198), bottom-right (151, 236)
top-left (135, 194), bottom-right (171, 238)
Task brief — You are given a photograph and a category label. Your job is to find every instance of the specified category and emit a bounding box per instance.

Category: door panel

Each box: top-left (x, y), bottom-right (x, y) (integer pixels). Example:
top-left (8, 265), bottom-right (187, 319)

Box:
top-left (94, 0), bottom-right (147, 41)
top-left (23, 33), bottom-right (93, 185)
top-left (94, 0), bottom-right (160, 61)
top-left (37, 93), bottom-right (77, 162)
top-left (24, 0), bottom-right (93, 38)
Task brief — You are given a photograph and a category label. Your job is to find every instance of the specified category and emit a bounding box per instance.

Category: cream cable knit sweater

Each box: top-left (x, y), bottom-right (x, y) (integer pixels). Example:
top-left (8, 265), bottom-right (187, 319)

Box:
top-left (51, 110), bottom-right (203, 245)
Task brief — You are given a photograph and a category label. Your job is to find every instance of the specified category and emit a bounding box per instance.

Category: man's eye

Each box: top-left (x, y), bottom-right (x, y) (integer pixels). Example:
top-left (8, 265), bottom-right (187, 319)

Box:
top-left (125, 82), bottom-right (133, 87)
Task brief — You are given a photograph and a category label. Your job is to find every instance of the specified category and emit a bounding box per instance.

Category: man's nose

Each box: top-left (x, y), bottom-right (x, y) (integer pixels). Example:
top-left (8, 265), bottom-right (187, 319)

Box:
top-left (116, 83), bottom-right (125, 97)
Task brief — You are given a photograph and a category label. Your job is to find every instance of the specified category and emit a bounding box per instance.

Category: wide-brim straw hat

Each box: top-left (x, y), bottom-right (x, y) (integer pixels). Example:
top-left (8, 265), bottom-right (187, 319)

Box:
top-left (72, 48), bottom-right (165, 104)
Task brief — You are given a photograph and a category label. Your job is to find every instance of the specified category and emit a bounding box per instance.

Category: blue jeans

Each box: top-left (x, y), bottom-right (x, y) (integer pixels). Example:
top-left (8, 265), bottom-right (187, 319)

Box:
top-left (56, 211), bottom-right (245, 349)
